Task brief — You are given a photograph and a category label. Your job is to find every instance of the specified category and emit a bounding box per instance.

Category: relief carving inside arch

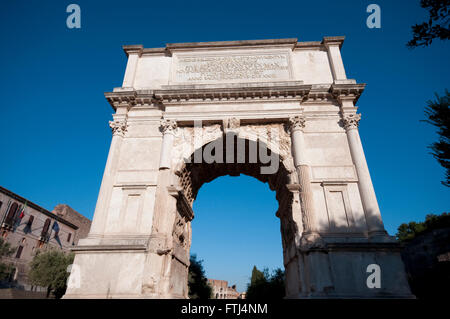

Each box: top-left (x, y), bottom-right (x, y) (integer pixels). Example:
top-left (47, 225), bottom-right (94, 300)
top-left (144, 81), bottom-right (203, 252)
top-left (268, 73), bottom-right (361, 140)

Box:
top-left (172, 213), bottom-right (188, 249)
top-left (172, 122), bottom-right (293, 172)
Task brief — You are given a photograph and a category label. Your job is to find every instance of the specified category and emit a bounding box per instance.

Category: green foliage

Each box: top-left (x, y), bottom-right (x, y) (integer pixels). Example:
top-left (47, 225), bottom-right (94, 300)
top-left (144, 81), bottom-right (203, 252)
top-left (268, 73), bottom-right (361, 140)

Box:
top-left (250, 265), bottom-right (265, 285)
top-left (407, 0), bottom-right (450, 48)
top-left (246, 266), bottom-right (285, 299)
top-left (28, 249), bottom-right (74, 298)
top-left (188, 254), bottom-right (212, 299)
top-left (396, 212), bottom-right (450, 242)
top-left (0, 238), bottom-right (15, 281)
top-left (422, 90), bottom-right (450, 187)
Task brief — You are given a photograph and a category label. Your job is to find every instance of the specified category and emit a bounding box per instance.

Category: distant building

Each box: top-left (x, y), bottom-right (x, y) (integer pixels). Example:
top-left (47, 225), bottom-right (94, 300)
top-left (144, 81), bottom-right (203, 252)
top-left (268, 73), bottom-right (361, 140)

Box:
top-left (207, 278), bottom-right (240, 299)
top-left (52, 204), bottom-right (91, 244)
top-left (0, 186), bottom-right (91, 290)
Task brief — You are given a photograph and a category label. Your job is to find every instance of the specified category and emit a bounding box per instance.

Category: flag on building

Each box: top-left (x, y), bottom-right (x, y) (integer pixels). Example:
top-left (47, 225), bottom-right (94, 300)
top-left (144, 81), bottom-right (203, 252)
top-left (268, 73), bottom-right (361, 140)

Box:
top-left (13, 203), bottom-right (26, 230)
top-left (18, 205), bottom-right (25, 219)
top-left (52, 221), bottom-right (60, 236)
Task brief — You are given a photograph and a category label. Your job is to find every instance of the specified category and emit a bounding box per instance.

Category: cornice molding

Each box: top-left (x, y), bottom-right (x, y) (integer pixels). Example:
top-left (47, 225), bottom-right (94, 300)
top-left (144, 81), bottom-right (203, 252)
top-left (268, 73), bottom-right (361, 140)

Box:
top-left (104, 82), bottom-right (366, 110)
top-left (122, 45), bottom-right (144, 57)
top-left (166, 38), bottom-right (298, 53)
top-left (154, 81), bottom-right (311, 104)
top-left (322, 36), bottom-right (345, 49)
top-left (122, 36), bottom-right (348, 57)
top-left (331, 83), bottom-right (366, 104)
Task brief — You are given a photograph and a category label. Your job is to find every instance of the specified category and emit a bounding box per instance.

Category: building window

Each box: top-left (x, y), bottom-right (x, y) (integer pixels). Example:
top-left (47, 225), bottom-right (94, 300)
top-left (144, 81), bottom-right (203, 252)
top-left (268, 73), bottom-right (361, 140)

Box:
top-left (4, 202), bottom-right (18, 226)
top-left (27, 215), bottom-right (34, 227)
top-left (15, 246), bottom-right (23, 259)
top-left (67, 233), bottom-right (71, 242)
top-left (41, 218), bottom-right (51, 239)
top-left (23, 215), bottom-right (34, 234)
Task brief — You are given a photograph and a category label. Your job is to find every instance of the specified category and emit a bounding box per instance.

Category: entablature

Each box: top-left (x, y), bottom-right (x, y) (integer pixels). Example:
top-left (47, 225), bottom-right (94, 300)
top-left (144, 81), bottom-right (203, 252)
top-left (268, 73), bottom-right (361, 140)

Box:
top-left (105, 82), bottom-right (365, 110)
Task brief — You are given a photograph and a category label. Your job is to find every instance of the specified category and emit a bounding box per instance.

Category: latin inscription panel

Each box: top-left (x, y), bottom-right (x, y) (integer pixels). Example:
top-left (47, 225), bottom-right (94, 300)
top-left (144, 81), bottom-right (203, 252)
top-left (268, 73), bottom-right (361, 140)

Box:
top-left (172, 51), bottom-right (292, 83)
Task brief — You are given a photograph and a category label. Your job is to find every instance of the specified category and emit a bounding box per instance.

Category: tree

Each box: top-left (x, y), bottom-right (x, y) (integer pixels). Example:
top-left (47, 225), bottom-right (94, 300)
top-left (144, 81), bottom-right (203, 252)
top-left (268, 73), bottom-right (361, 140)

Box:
top-left (250, 265), bottom-right (265, 285)
top-left (407, 3), bottom-right (450, 185)
top-left (396, 221), bottom-right (427, 242)
top-left (396, 212), bottom-right (450, 298)
top-left (188, 254), bottom-right (212, 299)
top-left (407, 0), bottom-right (450, 48)
top-left (28, 249), bottom-right (74, 298)
top-left (0, 238), bottom-right (15, 281)
top-left (268, 268), bottom-right (285, 298)
top-left (246, 266), bottom-right (285, 299)
top-left (396, 212), bottom-right (450, 242)
top-left (422, 90), bottom-right (450, 187)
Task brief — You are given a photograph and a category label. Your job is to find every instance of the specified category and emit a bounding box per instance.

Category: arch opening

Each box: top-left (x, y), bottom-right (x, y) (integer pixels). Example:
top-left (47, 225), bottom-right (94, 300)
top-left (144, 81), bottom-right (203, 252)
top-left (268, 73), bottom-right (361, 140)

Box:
top-left (171, 136), bottom-right (303, 297)
top-left (176, 135), bottom-right (293, 206)
top-left (191, 174), bottom-right (284, 295)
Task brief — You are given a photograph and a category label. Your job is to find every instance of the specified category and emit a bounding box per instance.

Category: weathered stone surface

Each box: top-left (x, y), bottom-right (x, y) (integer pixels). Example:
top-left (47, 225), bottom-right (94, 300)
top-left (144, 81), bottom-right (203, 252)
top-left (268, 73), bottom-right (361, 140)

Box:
top-left (64, 37), bottom-right (413, 299)
top-left (173, 52), bottom-right (292, 83)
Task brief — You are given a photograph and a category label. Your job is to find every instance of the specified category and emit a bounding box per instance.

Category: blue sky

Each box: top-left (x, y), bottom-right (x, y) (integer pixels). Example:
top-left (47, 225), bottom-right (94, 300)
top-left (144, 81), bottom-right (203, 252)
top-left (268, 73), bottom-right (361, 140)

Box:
top-left (0, 0), bottom-right (448, 292)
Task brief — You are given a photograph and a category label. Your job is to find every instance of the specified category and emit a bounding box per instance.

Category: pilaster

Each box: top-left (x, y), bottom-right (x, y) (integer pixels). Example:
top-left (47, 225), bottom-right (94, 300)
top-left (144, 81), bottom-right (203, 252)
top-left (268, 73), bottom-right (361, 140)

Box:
top-left (122, 45), bottom-right (143, 88)
top-left (323, 36), bottom-right (347, 82)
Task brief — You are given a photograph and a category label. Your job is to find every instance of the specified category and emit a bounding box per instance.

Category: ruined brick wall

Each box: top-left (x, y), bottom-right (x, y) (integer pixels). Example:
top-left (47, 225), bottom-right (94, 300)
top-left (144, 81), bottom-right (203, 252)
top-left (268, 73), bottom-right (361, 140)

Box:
top-left (52, 204), bottom-right (91, 244)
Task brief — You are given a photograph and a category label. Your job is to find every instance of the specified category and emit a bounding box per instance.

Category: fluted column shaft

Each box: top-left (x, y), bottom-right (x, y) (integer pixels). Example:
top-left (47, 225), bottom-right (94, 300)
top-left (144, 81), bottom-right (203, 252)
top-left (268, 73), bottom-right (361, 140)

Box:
top-left (289, 116), bottom-right (318, 234)
top-left (342, 113), bottom-right (385, 235)
top-left (89, 116), bottom-right (127, 235)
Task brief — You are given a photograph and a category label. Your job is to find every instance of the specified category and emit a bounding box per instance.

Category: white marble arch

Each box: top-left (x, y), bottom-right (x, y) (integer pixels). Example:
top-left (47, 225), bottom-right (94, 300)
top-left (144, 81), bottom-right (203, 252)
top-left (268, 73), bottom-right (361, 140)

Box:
top-left (64, 37), bottom-right (413, 299)
top-left (171, 135), bottom-right (303, 297)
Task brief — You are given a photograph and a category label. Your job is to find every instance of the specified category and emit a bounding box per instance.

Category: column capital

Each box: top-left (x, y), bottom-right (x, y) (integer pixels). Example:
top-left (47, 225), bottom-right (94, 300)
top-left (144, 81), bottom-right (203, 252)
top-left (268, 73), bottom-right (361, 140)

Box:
top-left (104, 89), bottom-right (137, 112)
top-left (288, 116), bottom-right (306, 133)
top-left (342, 113), bottom-right (361, 131)
top-left (160, 119), bottom-right (177, 135)
top-left (109, 119), bottom-right (128, 137)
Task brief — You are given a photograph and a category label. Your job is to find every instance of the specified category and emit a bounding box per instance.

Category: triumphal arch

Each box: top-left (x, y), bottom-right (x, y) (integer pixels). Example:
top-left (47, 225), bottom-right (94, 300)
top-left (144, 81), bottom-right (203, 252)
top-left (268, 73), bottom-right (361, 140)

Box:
top-left (64, 37), bottom-right (413, 298)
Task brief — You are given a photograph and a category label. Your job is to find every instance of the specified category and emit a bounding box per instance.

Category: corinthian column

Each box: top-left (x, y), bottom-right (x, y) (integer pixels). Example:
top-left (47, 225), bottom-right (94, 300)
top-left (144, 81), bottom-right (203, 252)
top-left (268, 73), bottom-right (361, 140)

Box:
top-left (159, 119), bottom-right (177, 169)
top-left (89, 117), bottom-right (128, 235)
top-left (288, 116), bottom-right (318, 236)
top-left (342, 113), bottom-right (386, 236)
